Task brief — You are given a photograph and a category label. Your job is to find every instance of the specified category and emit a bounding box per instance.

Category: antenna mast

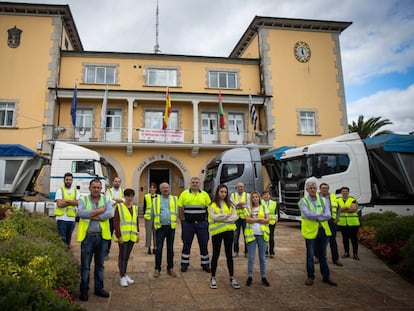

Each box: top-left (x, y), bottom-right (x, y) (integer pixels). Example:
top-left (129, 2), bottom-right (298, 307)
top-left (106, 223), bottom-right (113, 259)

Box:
top-left (154, 0), bottom-right (161, 53)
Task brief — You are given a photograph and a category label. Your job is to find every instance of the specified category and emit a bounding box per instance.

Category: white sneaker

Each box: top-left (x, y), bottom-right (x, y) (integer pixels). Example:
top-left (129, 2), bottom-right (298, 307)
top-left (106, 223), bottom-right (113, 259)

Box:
top-left (230, 278), bottom-right (240, 289)
top-left (120, 276), bottom-right (128, 287)
top-left (125, 275), bottom-right (135, 284)
top-left (210, 277), bottom-right (217, 289)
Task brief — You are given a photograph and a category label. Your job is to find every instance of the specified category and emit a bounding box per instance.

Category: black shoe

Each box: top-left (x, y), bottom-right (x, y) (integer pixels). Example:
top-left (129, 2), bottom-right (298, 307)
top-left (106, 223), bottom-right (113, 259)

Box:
top-left (94, 289), bottom-right (110, 298)
top-left (181, 266), bottom-right (188, 272)
top-left (246, 276), bottom-right (252, 286)
top-left (79, 292), bottom-right (88, 301)
top-left (333, 260), bottom-right (344, 266)
top-left (341, 252), bottom-right (350, 258)
top-left (323, 278), bottom-right (338, 286)
top-left (353, 254), bottom-right (360, 261)
top-left (261, 277), bottom-right (270, 287)
top-left (202, 266), bottom-right (211, 273)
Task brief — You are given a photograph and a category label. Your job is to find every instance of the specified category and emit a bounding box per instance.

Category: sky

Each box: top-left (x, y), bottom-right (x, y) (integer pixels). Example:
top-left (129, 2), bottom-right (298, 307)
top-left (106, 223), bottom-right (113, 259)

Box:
top-left (10, 0), bottom-right (414, 134)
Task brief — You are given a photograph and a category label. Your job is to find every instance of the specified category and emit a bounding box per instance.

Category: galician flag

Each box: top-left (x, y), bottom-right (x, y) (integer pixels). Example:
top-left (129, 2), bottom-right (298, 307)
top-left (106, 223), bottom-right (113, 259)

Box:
top-left (162, 87), bottom-right (171, 130)
top-left (218, 90), bottom-right (225, 129)
top-left (101, 86), bottom-right (108, 129)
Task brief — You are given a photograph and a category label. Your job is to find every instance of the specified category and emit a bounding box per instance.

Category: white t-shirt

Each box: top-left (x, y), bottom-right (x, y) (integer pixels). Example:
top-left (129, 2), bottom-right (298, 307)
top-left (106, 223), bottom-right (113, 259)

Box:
top-left (55, 187), bottom-right (80, 222)
top-left (251, 206), bottom-right (269, 235)
top-left (106, 188), bottom-right (124, 205)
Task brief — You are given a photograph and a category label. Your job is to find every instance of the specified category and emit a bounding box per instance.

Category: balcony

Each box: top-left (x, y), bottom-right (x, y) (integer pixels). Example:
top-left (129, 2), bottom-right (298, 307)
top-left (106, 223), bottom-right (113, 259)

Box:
top-left (51, 126), bottom-right (272, 150)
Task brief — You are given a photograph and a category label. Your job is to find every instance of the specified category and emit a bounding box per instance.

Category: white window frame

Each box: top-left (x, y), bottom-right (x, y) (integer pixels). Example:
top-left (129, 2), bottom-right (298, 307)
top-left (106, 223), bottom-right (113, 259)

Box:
top-left (84, 64), bottom-right (117, 84)
top-left (0, 102), bottom-right (16, 127)
top-left (146, 68), bottom-right (178, 87)
top-left (298, 110), bottom-right (317, 135)
top-left (144, 110), bottom-right (178, 129)
top-left (208, 71), bottom-right (238, 89)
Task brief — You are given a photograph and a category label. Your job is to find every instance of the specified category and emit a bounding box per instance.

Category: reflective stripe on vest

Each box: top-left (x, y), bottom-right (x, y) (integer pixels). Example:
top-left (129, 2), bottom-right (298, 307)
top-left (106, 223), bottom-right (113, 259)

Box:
top-left (77, 195), bottom-right (111, 242)
top-left (231, 192), bottom-right (247, 219)
top-left (208, 202), bottom-right (236, 236)
top-left (244, 205), bottom-right (270, 243)
top-left (337, 197), bottom-right (360, 226)
top-left (261, 199), bottom-right (277, 225)
top-left (299, 194), bottom-right (331, 239)
top-left (114, 202), bottom-right (138, 243)
top-left (152, 195), bottom-right (178, 229)
top-left (55, 187), bottom-right (77, 217)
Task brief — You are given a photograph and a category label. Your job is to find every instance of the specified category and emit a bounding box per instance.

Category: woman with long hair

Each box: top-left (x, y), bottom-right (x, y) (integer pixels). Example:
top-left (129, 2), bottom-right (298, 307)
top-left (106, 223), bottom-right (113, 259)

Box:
top-left (208, 184), bottom-right (240, 289)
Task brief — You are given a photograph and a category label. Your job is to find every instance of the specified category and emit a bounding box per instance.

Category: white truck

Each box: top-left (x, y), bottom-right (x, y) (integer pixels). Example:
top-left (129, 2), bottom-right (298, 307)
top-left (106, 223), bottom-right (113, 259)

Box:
top-left (276, 133), bottom-right (414, 220)
top-left (0, 142), bottom-right (108, 216)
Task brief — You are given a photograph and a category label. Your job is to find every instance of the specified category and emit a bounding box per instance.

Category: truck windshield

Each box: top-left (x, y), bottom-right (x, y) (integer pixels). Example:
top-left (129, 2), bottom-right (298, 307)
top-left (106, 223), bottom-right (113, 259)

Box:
top-left (72, 160), bottom-right (95, 175)
top-left (281, 157), bottom-right (312, 179)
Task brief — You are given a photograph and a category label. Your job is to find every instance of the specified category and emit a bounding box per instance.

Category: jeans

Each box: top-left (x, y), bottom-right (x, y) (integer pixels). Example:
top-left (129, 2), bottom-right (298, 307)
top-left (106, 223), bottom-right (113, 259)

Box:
top-left (56, 220), bottom-right (75, 247)
top-left (247, 235), bottom-right (267, 277)
top-left (118, 241), bottom-right (135, 277)
top-left (305, 227), bottom-right (330, 280)
top-left (234, 218), bottom-right (247, 254)
top-left (80, 235), bottom-right (108, 294)
top-left (211, 230), bottom-right (234, 277)
top-left (328, 221), bottom-right (339, 262)
top-left (155, 225), bottom-right (176, 271)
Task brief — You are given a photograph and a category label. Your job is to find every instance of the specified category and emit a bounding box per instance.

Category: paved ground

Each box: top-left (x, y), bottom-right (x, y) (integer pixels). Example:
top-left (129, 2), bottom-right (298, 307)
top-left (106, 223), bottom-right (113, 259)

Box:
top-left (71, 219), bottom-right (414, 311)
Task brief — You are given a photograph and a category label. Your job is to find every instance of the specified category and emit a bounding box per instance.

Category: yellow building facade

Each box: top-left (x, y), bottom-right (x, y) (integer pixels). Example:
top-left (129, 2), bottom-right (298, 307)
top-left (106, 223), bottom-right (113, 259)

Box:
top-left (0, 3), bottom-right (351, 203)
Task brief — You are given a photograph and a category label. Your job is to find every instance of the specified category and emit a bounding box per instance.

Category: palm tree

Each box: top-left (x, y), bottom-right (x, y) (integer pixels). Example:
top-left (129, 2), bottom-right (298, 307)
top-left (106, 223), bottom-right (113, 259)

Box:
top-left (348, 115), bottom-right (393, 139)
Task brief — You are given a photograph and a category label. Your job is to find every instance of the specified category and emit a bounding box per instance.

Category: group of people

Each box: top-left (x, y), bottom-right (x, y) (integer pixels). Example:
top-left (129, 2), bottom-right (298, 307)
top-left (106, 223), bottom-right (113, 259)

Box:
top-left (299, 180), bottom-right (360, 287)
top-left (54, 172), bottom-right (360, 301)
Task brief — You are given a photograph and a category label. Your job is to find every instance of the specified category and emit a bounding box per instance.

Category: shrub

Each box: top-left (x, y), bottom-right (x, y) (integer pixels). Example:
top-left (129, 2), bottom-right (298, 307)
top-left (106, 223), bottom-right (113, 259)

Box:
top-left (0, 276), bottom-right (84, 311)
top-left (360, 211), bottom-right (398, 229)
top-left (401, 234), bottom-right (414, 275)
top-left (375, 216), bottom-right (414, 244)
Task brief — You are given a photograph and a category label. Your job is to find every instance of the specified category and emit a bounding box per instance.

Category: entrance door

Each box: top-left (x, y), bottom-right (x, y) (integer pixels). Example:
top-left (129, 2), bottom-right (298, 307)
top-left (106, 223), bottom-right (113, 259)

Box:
top-left (75, 109), bottom-right (93, 141)
top-left (201, 112), bottom-right (218, 143)
top-left (228, 113), bottom-right (244, 144)
top-left (149, 168), bottom-right (170, 192)
top-left (105, 109), bottom-right (122, 141)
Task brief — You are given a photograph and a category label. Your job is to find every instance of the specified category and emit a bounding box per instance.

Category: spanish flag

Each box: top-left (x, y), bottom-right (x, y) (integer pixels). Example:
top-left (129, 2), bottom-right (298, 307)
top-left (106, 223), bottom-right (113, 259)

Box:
top-left (162, 87), bottom-right (171, 130)
top-left (218, 90), bottom-right (225, 129)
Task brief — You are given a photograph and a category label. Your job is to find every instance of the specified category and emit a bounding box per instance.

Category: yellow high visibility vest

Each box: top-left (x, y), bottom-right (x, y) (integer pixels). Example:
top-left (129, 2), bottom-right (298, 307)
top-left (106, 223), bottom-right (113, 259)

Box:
top-left (108, 188), bottom-right (124, 199)
top-left (77, 195), bottom-right (111, 242)
top-left (261, 199), bottom-right (277, 225)
top-left (147, 195), bottom-right (178, 229)
top-left (55, 187), bottom-right (78, 217)
top-left (208, 202), bottom-right (236, 236)
top-left (231, 192), bottom-right (248, 219)
top-left (299, 194), bottom-right (331, 239)
top-left (244, 205), bottom-right (270, 243)
top-left (337, 196), bottom-right (360, 226)
top-left (114, 202), bottom-right (138, 243)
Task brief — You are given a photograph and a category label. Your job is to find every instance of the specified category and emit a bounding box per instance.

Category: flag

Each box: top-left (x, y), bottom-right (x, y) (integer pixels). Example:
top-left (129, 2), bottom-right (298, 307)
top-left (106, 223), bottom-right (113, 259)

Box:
top-left (162, 87), bottom-right (172, 130)
top-left (71, 83), bottom-right (77, 127)
top-left (101, 86), bottom-right (108, 129)
top-left (248, 93), bottom-right (258, 130)
top-left (218, 91), bottom-right (225, 129)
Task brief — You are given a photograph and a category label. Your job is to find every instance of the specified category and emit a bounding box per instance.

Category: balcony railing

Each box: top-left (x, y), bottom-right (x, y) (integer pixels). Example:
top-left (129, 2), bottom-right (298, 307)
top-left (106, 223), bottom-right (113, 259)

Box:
top-left (51, 126), bottom-right (270, 147)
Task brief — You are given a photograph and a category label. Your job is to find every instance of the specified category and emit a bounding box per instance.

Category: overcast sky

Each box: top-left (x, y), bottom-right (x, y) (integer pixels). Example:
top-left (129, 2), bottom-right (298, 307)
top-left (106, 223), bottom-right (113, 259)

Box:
top-left (10, 0), bottom-right (414, 134)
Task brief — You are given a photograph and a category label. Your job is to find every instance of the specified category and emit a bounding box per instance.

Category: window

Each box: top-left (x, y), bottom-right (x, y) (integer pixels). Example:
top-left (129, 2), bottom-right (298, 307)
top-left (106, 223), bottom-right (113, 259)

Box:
top-left (147, 68), bottom-right (177, 87)
top-left (220, 164), bottom-right (244, 183)
top-left (299, 111), bottom-right (316, 135)
top-left (0, 102), bottom-right (15, 127)
top-left (209, 71), bottom-right (237, 89)
top-left (315, 154), bottom-right (350, 176)
top-left (144, 111), bottom-right (178, 129)
top-left (85, 65), bottom-right (116, 84)
top-left (71, 160), bottom-right (95, 175)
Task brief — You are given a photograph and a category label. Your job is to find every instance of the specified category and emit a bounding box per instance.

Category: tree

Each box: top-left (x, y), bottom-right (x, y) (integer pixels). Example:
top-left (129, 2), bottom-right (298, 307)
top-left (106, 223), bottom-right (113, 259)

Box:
top-left (348, 115), bottom-right (393, 139)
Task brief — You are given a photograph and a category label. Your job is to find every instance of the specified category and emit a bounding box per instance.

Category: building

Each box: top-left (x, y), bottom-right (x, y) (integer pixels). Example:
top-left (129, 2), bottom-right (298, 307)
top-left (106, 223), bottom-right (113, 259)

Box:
top-left (0, 2), bottom-right (351, 203)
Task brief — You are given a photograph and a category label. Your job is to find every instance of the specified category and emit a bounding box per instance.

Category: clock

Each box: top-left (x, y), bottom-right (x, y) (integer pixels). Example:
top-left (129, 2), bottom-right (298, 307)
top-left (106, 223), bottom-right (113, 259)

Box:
top-left (294, 41), bottom-right (311, 63)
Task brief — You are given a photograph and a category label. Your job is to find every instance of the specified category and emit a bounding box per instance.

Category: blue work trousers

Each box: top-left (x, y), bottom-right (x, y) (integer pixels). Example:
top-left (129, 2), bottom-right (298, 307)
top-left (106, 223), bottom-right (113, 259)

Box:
top-left (181, 220), bottom-right (210, 269)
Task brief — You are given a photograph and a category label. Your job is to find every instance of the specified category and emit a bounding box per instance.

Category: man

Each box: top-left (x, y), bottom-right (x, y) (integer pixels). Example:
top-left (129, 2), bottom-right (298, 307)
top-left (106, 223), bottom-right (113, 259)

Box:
top-left (231, 182), bottom-right (250, 257)
top-left (145, 182), bottom-right (178, 278)
top-left (317, 183), bottom-right (343, 266)
top-left (337, 186), bottom-right (360, 260)
top-left (105, 176), bottom-right (124, 260)
top-left (77, 179), bottom-right (114, 301)
top-left (262, 190), bottom-right (278, 258)
top-left (178, 176), bottom-right (211, 273)
top-left (298, 180), bottom-right (337, 286)
top-left (143, 182), bottom-right (158, 255)
top-left (55, 172), bottom-right (80, 249)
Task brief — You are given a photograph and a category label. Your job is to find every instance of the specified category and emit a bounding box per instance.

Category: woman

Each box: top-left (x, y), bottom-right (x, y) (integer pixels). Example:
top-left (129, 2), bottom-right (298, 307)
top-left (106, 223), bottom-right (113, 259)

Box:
top-left (245, 191), bottom-right (270, 286)
top-left (208, 184), bottom-right (240, 289)
top-left (114, 188), bottom-right (139, 287)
